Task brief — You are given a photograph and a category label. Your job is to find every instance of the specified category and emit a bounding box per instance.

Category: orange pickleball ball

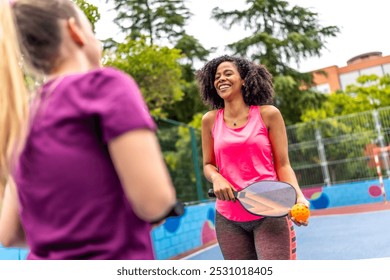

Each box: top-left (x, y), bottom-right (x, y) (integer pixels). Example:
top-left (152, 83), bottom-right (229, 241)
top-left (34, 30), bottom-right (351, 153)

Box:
top-left (291, 203), bottom-right (310, 222)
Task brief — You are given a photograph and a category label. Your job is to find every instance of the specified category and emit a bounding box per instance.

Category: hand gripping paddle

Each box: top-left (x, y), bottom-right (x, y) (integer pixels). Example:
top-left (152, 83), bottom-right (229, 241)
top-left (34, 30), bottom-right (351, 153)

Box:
top-left (208, 180), bottom-right (297, 217)
top-left (150, 201), bottom-right (185, 225)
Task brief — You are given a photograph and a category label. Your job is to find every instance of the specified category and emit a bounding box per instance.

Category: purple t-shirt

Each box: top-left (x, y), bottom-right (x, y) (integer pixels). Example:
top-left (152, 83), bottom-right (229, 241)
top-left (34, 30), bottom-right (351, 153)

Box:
top-left (13, 68), bottom-right (157, 259)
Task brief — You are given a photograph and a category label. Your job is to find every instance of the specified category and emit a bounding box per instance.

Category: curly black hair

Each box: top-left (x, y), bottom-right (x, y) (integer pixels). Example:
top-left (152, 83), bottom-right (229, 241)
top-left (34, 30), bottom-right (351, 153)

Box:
top-left (196, 55), bottom-right (274, 109)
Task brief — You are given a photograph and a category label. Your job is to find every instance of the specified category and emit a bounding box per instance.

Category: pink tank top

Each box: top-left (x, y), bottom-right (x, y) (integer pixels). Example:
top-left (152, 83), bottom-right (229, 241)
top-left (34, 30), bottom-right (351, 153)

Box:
top-left (212, 106), bottom-right (278, 221)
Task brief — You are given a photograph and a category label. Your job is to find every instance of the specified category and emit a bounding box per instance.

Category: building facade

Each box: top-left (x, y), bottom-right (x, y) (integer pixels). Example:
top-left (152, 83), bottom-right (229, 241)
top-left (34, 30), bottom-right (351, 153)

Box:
top-left (312, 52), bottom-right (390, 94)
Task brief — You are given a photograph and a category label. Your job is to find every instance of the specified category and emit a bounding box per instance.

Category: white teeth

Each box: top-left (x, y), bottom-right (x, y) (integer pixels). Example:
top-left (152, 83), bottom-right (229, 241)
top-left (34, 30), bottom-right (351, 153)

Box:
top-left (219, 85), bottom-right (230, 90)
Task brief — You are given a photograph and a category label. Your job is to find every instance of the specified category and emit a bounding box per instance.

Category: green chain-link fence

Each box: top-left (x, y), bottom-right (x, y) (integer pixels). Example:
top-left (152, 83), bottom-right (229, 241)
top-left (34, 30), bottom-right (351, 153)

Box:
top-left (287, 107), bottom-right (390, 188)
top-left (155, 118), bottom-right (211, 203)
top-left (156, 106), bottom-right (390, 202)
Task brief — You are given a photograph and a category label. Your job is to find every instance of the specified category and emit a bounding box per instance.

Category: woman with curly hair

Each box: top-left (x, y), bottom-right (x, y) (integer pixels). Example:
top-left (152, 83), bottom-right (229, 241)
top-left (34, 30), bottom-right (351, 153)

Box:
top-left (196, 55), bottom-right (309, 260)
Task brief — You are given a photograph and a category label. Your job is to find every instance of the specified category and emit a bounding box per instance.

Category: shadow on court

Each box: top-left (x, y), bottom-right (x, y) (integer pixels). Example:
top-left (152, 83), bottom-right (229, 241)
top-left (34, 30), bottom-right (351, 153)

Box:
top-left (184, 206), bottom-right (390, 260)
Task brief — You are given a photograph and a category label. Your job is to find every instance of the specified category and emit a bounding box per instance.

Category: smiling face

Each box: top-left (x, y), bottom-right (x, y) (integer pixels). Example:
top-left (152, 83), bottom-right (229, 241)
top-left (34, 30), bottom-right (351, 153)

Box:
top-left (214, 61), bottom-right (244, 101)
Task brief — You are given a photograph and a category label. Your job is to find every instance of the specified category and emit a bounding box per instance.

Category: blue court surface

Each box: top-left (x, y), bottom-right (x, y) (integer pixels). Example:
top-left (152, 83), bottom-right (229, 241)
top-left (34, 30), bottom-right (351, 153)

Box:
top-left (183, 209), bottom-right (390, 260)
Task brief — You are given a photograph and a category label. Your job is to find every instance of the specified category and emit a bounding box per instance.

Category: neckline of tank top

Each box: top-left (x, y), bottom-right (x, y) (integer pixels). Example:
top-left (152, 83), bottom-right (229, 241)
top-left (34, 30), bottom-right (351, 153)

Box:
top-left (222, 106), bottom-right (254, 130)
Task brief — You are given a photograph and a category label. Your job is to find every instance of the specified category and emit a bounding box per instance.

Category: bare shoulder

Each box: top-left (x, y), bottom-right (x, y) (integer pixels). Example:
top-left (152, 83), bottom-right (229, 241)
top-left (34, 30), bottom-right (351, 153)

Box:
top-left (259, 105), bottom-right (284, 127)
top-left (202, 110), bottom-right (218, 129)
top-left (260, 105), bottom-right (281, 116)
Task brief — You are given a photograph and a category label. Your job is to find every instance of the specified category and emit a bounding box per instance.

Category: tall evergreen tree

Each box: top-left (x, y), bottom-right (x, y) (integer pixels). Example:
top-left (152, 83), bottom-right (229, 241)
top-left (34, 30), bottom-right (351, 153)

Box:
top-left (212, 0), bottom-right (340, 124)
top-left (212, 0), bottom-right (339, 77)
top-left (165, 34), bottom-right (212, 122)
top-left (110, 0), bottom-right (191, 46)
top-left (106, 0), bottom-right (212, 122)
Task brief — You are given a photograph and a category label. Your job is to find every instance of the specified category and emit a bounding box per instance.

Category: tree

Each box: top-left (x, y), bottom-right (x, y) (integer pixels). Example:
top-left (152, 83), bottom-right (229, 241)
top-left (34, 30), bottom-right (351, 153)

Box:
top-left (104, 37), bottom-right (184, 117)
top-left (163, 63), bottom-right (209, 122)
top-left (296, 74), bottom-right (390, 186)
top-left (73, 0), bottom-right (101, 31)
top-left (156, 113), bottom-right (210, 202)
top-left (110, 0), bottom-right (191, 46)
top-left (301, 74), bottom-right (390, 122)
top-left (106, 1), bottom-right (212, 122)
top-left (164, 34), bottom-right (212, 122)
top-left (273, 75), bottom-right (328, 124)
top-left (174, 34), bottom-right (212, 64)
top-left (211, 0), bottom-right (340, 124)
top-left (345, 74), bottom-right (390, 111)
top-left (212, 0), bottom-right (339, 77)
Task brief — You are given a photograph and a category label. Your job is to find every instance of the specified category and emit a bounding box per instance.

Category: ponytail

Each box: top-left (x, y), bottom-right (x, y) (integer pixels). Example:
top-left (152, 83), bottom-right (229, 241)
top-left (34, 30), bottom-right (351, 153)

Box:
top-left (0, 0), bottom-right (29, 189)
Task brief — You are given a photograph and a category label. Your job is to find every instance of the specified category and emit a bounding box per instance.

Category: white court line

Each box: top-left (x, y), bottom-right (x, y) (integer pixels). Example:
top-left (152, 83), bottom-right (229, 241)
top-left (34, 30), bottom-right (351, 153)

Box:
top-left (180, 244), bottom-right (219, 260)
top-left (359, 257), bottom-right (390, 260)
top-left (181, 243), bottom-right (390, 260)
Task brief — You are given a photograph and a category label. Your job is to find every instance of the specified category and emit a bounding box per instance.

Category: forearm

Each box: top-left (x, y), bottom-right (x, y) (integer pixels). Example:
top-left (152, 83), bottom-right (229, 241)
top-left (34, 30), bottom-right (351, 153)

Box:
top-left (0, 180), bottom-right (26, 248)
top-left (203, 163), bottom-right (221, 183)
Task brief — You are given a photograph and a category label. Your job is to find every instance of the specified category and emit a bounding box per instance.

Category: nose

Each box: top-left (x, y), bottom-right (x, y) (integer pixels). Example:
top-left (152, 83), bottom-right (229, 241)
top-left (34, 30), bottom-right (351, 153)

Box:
top-left (217, 75), bottom-right (226, 83)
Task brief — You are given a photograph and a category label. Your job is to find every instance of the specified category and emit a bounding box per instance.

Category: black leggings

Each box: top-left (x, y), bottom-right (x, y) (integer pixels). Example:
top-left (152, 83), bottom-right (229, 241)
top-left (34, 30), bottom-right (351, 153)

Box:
top-left (215, 211), bottom-right (296, 260)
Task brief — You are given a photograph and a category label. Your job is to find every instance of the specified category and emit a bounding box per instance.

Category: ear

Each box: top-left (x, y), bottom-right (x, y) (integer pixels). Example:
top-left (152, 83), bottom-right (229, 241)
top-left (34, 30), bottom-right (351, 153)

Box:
top-left (67, 17), bottom-right (86, 46)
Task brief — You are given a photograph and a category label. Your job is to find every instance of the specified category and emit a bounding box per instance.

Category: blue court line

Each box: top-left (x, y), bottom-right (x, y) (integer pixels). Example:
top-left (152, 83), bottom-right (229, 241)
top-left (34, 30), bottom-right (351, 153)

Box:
top-left (184, 209), bottom-right (390, 260)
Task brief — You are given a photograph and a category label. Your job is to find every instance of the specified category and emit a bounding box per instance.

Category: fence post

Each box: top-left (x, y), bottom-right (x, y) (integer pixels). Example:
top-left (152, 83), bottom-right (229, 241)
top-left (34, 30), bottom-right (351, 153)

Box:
top-left (315, 128), bottom-right (331, 186)
top-left (189, 127), bottom-right (204, 201)
top-left (372, 110), bottom-right (390, 178)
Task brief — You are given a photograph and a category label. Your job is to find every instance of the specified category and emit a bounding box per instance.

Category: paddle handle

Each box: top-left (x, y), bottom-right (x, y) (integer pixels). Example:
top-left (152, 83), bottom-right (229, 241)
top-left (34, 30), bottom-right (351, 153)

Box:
top-left (207, 188), bottom-right (238, 198)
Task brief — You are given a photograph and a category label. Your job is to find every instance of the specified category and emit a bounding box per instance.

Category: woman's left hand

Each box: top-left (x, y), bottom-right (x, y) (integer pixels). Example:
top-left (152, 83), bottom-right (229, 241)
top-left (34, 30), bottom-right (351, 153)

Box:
top-left (296, 195), bottom-right (310, 208)
top-left (289, 195), bottom-right (310, 227)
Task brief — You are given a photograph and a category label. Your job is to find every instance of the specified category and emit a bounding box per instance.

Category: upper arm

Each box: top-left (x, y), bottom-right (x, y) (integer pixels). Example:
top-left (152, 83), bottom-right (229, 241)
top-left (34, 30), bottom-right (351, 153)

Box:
top-left (201, 111), bottom-right (217, 167)
top-left (91, 69), bottom-right (175, 221)
top-left (87, 69), bottom-right (157, 142)
top-left (260, 106), bottom-right (290, 169)
top-left (108, 129), bottom-right (176, 222)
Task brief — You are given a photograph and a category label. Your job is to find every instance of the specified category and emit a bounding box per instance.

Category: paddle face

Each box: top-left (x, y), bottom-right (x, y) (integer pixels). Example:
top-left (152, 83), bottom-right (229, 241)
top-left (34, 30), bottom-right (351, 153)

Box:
top-left (208, 180), bottom-right (297, 217)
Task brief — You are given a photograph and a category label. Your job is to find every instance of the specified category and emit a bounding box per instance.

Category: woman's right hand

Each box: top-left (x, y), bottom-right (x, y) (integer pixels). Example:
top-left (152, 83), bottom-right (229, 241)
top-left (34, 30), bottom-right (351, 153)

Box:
top-left (211, 173), bottom-right (236, 202)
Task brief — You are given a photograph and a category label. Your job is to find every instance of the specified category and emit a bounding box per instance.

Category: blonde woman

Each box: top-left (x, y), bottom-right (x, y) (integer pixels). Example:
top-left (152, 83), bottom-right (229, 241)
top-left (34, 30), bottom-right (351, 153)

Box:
top-left (0, 0), bottom-right (176, 259)
top-left (0, 0), bottom-right (28, 244)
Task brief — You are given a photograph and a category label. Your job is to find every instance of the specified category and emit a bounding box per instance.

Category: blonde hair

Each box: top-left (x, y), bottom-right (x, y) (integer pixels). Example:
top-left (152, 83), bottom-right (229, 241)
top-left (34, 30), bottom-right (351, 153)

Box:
top-left (0, 0), bottom-right (81, 197)
top-left (0, 0), bottom-right (29, 190)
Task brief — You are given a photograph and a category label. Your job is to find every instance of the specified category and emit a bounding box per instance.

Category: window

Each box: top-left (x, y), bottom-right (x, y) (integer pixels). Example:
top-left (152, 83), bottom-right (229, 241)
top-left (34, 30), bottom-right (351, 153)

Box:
top-left (360, 65), bottom-right (383, 77)
top-left (383, 63), bottom-right (390, 75)
top-left (313, 83), bottom-right (331, 94)
top-left (340, 71), bottom-right (360, 90)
